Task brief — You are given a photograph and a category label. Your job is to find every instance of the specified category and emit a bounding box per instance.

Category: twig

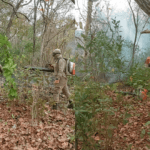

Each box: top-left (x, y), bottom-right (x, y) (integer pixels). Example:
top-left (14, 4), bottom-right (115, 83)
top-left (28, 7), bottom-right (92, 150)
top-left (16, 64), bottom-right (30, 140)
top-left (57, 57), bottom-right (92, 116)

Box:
top-left (17, 12), bottom-right (30, 22)
top-left (1, 0), bottom-right (19, 18)
top-left (75, 36), bottom-right (84, 45)
top-left (20, 0), bottom-right (32, 7)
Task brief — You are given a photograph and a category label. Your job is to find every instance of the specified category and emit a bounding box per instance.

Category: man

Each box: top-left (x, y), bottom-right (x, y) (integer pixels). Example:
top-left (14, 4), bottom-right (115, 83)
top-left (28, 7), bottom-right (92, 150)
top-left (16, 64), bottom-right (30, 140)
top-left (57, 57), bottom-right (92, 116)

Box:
top-left (52, 49), bottom-right (73, 109)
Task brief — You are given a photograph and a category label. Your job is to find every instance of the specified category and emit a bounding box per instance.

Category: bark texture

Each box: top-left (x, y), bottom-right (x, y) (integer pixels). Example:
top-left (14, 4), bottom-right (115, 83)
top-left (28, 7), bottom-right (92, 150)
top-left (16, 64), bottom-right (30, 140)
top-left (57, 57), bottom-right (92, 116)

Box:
top-left (135, 0), bottom-right (150, 16)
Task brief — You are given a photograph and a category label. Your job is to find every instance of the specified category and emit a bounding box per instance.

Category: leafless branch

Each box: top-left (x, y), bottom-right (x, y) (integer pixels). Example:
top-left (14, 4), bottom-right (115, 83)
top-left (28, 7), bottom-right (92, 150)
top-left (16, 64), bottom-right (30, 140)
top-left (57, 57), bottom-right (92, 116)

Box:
top-left (1, 0), bottom-right (19, 18)
top-left (127, 0), bottom-right (138, 67)
top-left (76, 0), bottom-right (86, 21)
top-left (71, 0), bottom-right (75, 4)
top-left (75, 36), bottom-right (84, 44)
top-left (17, 12), bottom-right (30, 21)
top-left (8, 29), bottom-right (18, 40)
top-left (48, 19), bottom-right (75, 43)
top-left (20, 0), bottom-right (32, 7)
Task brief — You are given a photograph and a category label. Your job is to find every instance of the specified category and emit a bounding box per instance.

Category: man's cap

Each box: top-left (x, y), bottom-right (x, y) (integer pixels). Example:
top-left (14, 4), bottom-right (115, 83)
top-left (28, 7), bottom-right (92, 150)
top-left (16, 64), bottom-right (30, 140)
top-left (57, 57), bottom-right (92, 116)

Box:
top-left (53, 49), bottom-right (61, 54)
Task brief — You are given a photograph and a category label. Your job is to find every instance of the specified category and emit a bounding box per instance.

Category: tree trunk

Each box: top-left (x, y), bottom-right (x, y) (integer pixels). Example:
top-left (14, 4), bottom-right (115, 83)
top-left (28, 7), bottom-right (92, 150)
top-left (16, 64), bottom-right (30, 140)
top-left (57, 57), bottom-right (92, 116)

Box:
top-left (135, 0), bottom-right (150, 16)
top-left (6, 0), bottom-right (24, 38)
top-left (33, 0), bottom-right (37, 59)
top-left (127, 0), bottom-right (139, 68)
top-left (84, 0), bottom-right (93, 70)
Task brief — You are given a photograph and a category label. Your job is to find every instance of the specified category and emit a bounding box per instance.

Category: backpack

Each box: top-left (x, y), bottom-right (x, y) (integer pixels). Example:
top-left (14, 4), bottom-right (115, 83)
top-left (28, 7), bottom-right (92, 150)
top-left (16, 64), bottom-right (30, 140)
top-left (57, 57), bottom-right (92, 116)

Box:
top-left (58, 58), bottom-right (75, 76)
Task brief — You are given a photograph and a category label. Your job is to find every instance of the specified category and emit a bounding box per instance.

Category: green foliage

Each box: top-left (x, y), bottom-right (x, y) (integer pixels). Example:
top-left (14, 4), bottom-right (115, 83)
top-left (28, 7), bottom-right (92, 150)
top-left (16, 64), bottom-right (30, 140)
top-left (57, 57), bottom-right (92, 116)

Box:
top-left (0, 34), bottom-right (18, 99)
top-left (24, 42), bottom-right (33, 53)
top-left (144, 121), bottom-right (150, 126)
top-left (76, 18), bottom-right (127, 81)
top-left (74, 78), bottom-right (120, 149)
top-left (0, 34), bottom-right (11, 48)
top-left (125, 64), bottom-right (150, 92)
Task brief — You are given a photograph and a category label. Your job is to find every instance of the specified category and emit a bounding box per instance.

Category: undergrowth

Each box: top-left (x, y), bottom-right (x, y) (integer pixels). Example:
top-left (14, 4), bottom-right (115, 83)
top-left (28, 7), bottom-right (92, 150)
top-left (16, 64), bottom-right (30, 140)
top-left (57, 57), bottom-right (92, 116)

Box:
top-left (73, 77), bottom-right (121, 149)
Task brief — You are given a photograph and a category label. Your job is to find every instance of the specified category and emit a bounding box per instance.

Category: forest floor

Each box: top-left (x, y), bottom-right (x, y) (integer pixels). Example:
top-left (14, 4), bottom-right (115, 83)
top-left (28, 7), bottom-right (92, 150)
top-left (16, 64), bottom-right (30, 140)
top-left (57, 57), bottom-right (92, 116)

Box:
top-left (0, 73), bottom-right (75, 150)
top-left (1, 76), bottom-right (150, 150)
top-left (86, 83), bottom-right (150, 150)
top-left (0, 100), bottom-right (75, 150)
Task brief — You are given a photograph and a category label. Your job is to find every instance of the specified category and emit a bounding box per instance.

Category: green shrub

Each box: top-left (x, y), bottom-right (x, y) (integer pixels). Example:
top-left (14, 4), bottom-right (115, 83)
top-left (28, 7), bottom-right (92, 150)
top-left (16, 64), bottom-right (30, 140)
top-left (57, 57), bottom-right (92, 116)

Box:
top-left (0, 34), bottom-right (18, 99)
top-left (74, 78), bottom-right (120, 149)
top-left (126, 64), bottom-right (150, 92)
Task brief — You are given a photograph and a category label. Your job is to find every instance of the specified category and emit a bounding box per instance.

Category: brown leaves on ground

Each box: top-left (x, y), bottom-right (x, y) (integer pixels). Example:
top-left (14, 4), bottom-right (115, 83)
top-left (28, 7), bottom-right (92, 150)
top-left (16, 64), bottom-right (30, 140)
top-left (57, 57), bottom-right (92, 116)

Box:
top-left (79, 83), bottom-right (150, 149)
top-left (0, 102), bottom-right (75, 150)
top-left (91, 86), bottom-right (150, 150)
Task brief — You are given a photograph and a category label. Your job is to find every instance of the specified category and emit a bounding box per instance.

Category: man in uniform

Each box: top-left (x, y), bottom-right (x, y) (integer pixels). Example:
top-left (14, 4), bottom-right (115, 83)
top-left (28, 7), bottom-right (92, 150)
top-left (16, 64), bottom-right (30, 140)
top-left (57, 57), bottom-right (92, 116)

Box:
top-left (52, 49), bottom-right (73, 109)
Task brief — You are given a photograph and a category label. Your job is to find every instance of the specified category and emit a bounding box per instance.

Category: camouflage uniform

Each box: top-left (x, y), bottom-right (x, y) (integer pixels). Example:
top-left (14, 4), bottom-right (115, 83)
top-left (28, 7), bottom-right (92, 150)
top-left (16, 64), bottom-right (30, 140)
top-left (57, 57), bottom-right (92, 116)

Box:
top-left (52, 49), bottom-right (71, 108)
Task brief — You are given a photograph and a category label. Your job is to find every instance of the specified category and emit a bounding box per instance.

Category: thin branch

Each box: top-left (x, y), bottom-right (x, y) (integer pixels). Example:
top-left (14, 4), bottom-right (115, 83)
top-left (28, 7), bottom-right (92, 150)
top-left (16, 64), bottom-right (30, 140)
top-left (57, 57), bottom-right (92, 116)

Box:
top-left (45, 19), bottom-right (75, 46)
top-left (1, 0), bottom-right (19, 18)
top-left (75, 36), bottom-right (84, 45)
top-left (127, 0), bottom-right (138, 67)
top-left (76, 0), bottom-right (86, 22)
top-left (8, 29), bottom-right (18, 40)
top-left (17, 12), bottom-right (30, 21)
top-left (71, 0), bottom-right (75, 4)
top-left (137, 17), bottom-right (150, 44)
top-left (20, 0), bottom-right (32, 7)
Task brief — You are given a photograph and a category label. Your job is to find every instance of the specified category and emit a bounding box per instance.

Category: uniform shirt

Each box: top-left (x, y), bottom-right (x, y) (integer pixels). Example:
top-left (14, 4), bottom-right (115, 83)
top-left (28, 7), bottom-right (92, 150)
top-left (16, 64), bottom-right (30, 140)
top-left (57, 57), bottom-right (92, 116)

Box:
top-left (54, 56), bottom-right (67, 79)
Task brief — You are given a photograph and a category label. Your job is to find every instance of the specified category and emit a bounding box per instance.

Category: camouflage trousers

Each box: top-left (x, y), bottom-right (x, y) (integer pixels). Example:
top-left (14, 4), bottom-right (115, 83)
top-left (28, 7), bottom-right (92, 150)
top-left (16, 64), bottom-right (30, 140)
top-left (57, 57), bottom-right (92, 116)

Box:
top-left (53, 77), bottom-right (70, 103)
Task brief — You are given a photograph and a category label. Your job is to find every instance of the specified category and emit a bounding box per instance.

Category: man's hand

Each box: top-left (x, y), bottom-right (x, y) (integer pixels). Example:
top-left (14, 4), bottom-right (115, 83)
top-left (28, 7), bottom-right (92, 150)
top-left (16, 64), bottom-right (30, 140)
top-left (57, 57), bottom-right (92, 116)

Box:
top-left (54, 80), bottom-right (59, 83)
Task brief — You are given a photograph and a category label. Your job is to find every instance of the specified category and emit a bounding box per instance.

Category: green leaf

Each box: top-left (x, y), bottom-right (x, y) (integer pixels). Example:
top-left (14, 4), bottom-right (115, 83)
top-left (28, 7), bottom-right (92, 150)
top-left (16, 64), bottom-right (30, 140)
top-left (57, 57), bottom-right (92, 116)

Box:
top-left (81, 33), bottom-right (86, 39)
top-left (146, 145), bottom-right (150, 149)
top-left (95, 108), bottom-right (102, 112)
top-left (124, 113), bottom-right (132, 119)
top-left (12, 114), bottom-right (15, 119)
top-left (141, 129), bottom-right (146, 138)
top-left (108, 124), bottom-right (116, 129)
top-left (141, 129), bottom-right (145, 135)
top-left (147, 132), bottom-right (150, 136)
top-left (144, 121), bottom-right (150, 126)
top-left (123, 119), bottom-right (128, 125)
top-left (77, 43), bottom-right (85, 49)
top-left (109, 111), bottom-right (115, 115)
top-left (70, 135), bottom-right (75, 142)
top-left (107, 129), bottom-right (113, 138)
top-left (127, 144), bottom-right (132, 150)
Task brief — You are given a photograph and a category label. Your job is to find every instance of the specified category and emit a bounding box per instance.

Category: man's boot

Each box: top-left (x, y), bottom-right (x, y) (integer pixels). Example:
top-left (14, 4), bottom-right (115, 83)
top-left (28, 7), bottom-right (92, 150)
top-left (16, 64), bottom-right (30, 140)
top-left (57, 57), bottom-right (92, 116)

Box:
top-left (67, 100), bottom-right (73, 109)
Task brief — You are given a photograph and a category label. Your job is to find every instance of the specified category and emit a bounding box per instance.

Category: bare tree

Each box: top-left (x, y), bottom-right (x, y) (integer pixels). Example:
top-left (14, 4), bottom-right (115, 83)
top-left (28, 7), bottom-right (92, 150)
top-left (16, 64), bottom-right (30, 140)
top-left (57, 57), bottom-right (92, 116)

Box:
top-left (127, 0), bottom-right (150, 67)
top-left (39, 0), bottom-right (74, 66)
top-left (1, 0), bottom-right (31, 38)
top-left (84, 0), bottom-right (93, 70)
top-left (33, 0), bottom-right (38, 58)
